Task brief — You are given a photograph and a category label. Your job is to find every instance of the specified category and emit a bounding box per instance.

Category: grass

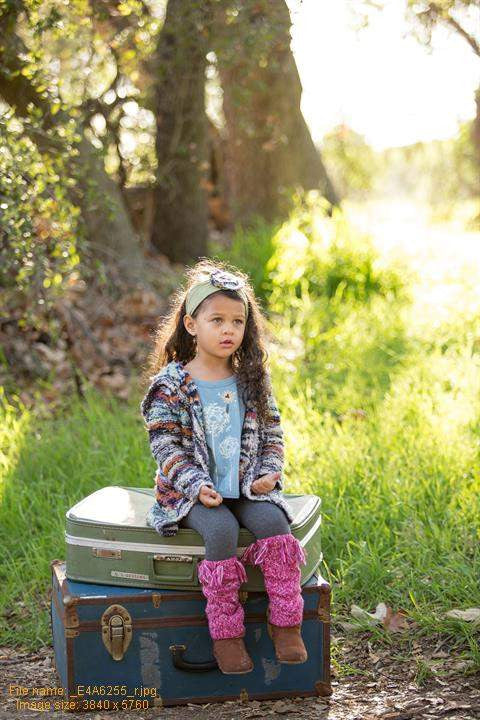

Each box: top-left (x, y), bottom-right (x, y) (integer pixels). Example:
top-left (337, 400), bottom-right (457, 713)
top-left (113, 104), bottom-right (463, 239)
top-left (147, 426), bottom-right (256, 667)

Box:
top-left (1, 199), bottom-right (479, 672)
top-left (0, 386), bottom-right (150, 648)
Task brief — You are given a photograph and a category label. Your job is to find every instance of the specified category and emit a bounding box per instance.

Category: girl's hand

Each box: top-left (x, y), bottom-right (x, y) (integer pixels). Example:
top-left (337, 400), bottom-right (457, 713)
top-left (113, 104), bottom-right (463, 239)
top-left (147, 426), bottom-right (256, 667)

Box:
top-left (198, 485), bottom-right (223, 507)
top-left (251, 472), bottom-right (281, 495)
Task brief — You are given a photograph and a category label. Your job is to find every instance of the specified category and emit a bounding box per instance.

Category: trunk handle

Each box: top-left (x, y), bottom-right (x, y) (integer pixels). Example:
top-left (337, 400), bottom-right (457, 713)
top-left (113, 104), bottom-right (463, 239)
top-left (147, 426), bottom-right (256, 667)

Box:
top-left (169, 644), bottom-right (218, 673)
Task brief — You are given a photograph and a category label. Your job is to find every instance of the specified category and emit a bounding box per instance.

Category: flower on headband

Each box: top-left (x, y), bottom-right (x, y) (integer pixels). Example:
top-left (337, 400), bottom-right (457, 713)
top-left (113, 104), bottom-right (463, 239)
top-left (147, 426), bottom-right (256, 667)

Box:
top-left (210, 269), bottom-right (245, 291)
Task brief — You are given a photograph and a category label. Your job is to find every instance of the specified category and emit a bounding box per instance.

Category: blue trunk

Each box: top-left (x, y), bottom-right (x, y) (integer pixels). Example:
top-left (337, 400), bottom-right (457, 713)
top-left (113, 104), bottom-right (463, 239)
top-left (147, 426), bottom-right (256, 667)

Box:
top-left (51, 560), bottom-right (331, 709)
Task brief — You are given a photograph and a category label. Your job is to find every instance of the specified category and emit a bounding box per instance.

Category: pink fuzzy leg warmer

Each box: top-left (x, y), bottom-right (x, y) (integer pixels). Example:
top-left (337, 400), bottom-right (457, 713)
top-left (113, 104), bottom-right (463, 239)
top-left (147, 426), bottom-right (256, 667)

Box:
top-left (241, 534), bottom-right (307, 627)
top-left (197, 556), bottom-right (247, 640)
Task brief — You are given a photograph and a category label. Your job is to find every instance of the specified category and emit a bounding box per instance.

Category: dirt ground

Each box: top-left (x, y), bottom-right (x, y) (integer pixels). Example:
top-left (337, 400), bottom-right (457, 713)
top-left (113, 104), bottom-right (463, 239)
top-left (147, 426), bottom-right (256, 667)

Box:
top-left (1, 632), bottom-right (478, 720)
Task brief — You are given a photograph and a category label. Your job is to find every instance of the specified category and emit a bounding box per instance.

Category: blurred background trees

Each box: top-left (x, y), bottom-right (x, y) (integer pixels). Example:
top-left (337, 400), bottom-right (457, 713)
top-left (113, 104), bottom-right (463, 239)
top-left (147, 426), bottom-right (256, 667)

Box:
top-left (0, 0), bottom-right (478, 400)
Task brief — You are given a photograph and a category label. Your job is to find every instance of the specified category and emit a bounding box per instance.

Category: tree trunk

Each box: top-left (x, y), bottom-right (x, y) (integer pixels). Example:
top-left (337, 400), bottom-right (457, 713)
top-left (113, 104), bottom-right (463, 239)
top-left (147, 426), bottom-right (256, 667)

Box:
top-left (69, 137), bottom-right (149, 289)
top-left (214, 0), bottom-right (339, 226)
top-left (150, 0), bottom-right (212, 263)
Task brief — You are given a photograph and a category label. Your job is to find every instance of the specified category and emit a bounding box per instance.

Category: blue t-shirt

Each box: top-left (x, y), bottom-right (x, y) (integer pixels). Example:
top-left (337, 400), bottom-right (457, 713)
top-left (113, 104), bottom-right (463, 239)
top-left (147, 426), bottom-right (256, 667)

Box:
top-left (194, 374), bottom-right (246, 498)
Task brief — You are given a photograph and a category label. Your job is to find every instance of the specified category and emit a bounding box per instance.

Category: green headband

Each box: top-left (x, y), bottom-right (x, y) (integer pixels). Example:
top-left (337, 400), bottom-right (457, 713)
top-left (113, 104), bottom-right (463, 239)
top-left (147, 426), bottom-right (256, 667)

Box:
top-left (185, 269), bottom-right (249, 319)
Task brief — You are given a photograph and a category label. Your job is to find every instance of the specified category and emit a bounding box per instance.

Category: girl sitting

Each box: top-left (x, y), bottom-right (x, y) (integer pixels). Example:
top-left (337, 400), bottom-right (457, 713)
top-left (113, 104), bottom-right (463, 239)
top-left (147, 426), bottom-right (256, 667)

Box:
top-left (140, 260), bottom-right (307, 675)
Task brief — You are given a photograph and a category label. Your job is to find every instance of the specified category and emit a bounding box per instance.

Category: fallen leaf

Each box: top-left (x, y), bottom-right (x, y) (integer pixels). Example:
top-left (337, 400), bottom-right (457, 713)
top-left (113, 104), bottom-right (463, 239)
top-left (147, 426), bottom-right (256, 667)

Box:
top-left (445, 608), bottom-right (480, 624)
top-left (271, 700), bottom-right (299, 714)
top-left (384, 609), bottom-right (410, 633)
top-left (442, 701), bottom-right (480, 714)
top-left (337, 620), bottom-right (366, 633)
top-left (367, 641), bottom-right (381, 663)
top-left (351, 602), bottom-right (388, 624)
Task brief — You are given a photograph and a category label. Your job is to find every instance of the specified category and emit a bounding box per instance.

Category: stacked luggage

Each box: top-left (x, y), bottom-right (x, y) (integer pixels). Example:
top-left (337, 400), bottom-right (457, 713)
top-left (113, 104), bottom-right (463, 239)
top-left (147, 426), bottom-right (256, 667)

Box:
top-left (50, 486), bottom-right (331, 709)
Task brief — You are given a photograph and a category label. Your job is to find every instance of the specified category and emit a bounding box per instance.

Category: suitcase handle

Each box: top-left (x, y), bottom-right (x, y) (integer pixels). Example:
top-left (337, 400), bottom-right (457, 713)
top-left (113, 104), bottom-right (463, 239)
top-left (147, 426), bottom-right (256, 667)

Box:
top-left (150, 555), bottom-right (199, 584)
top-left (169, 644), bottom-right (218, 673)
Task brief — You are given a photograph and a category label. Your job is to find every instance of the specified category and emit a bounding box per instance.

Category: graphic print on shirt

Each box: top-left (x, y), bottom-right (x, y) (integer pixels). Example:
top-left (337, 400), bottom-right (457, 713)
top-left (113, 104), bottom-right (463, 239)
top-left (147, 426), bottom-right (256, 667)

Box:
top-left (222, 390), bottom-right (236, 414)
top-left (203, 402), bottom-right (229, 435)
top-left (203, 388), bottom-right (240, 496)
top-left (219, 436), bottom-right (239, 458)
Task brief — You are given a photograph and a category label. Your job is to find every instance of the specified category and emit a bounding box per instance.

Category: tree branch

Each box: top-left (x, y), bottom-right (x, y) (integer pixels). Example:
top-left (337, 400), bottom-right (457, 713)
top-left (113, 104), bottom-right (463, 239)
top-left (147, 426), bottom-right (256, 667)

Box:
top-left (444, 10), bottom-right (480, 57)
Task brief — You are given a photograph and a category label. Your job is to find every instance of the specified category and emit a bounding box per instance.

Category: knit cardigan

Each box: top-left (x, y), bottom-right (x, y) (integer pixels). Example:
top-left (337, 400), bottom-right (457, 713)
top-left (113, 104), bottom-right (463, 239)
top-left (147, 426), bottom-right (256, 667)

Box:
top-left (140, 359), bottom-right (293, 537)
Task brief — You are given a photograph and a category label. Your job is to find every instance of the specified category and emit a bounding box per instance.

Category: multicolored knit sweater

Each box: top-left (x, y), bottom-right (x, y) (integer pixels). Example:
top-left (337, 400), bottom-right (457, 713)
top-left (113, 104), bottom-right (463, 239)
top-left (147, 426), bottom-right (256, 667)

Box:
top-left (140, 360), bottom-right (293, 537)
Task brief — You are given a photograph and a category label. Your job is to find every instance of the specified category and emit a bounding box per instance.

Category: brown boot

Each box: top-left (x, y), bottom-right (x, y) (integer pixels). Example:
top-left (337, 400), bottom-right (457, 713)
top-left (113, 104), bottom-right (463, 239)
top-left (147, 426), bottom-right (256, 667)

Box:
top-left (267, 622), bottom-right (308, 664)
top-left (212, 636), bottom-right (254, 674)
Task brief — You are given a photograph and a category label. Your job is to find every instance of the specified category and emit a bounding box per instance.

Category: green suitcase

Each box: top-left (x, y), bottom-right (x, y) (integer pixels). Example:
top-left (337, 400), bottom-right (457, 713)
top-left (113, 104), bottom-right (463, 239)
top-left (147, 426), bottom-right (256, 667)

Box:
top-left (65, 486), bottom-right (322, 591)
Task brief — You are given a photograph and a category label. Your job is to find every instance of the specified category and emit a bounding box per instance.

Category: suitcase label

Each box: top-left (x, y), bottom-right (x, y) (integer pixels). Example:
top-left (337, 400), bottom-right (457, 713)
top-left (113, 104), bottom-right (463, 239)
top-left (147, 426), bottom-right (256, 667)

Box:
top-left (111, 571), bottom-right (150, 581)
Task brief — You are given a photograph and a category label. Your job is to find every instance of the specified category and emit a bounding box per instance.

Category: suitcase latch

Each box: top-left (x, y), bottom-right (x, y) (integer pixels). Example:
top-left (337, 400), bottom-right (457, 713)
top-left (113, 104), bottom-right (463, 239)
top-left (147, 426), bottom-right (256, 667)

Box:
top-left (101, 604), bottom-right (132, 661)
top-left (92, 548), bottom-right (122, 559)
top-left (154, 554), bottom-right (193, 563)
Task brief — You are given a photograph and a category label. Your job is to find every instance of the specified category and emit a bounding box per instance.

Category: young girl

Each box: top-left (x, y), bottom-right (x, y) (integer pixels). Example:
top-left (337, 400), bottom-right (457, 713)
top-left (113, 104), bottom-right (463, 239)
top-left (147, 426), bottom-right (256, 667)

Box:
top-left (140, 259), bottom-right (307, 675)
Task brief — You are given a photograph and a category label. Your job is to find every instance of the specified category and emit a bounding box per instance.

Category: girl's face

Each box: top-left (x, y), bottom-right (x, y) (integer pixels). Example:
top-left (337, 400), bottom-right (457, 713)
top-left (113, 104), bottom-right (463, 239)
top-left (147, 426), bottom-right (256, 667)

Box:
top-left (184, 293), bottom-right (246, 359)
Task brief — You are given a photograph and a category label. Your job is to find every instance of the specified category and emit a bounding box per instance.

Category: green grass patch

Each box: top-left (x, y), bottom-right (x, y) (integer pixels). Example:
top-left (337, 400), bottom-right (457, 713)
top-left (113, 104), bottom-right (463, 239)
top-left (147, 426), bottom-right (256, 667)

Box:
top-left (0, 387), bottom-right (153, 648)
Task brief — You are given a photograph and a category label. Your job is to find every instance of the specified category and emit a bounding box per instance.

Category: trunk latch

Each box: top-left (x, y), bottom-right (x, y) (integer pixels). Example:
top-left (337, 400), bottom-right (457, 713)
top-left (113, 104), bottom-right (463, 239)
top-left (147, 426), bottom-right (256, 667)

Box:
top-left (101, 604), bottom-right (132, 661)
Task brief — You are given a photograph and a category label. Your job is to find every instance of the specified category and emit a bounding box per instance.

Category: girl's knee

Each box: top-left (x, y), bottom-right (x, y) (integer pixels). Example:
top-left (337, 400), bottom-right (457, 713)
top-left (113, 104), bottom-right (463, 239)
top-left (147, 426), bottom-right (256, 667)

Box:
top-left (211, 512), bottom-right (239, 545)
top-left (201, 508), bottom-right (239, 560)
top-left (255, 507), bottom-right (291, 539)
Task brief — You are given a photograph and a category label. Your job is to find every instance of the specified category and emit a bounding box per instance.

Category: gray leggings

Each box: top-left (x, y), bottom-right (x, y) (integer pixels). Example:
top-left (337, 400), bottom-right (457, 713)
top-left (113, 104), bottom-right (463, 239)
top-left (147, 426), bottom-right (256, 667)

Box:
top-left (179, 497), bottom-right (291, 560)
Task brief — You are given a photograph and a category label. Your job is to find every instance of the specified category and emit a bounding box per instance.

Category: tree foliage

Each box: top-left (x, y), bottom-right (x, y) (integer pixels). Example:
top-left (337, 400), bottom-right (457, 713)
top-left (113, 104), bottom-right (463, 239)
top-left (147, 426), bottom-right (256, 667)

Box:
top-left (0, 109), bottom-right (82, 321)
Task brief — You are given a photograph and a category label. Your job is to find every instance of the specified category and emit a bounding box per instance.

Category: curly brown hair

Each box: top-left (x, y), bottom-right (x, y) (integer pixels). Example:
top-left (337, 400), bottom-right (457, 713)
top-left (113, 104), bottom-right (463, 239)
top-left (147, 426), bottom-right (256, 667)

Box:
top-left (142, 258), bottom-right (274, 426)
